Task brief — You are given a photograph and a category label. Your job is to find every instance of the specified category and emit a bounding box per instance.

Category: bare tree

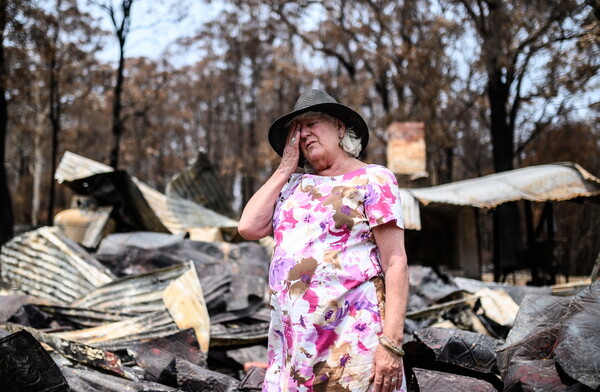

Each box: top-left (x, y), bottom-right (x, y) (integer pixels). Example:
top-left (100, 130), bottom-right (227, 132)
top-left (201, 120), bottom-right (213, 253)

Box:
top-left (46, 0), bottom-right (63, 225)
top-left (449, 0), bottom-right (597, 280)
top-left (0, 0), bottom-right (13, 244)
top-left (20, 0), bottom-right (104, 225)
top-left (93, 0), bottom-right (134, 169)
top-left (256, 0), bottom-right (462, 180)
top-left (452, 0), bottom-right (592, 172)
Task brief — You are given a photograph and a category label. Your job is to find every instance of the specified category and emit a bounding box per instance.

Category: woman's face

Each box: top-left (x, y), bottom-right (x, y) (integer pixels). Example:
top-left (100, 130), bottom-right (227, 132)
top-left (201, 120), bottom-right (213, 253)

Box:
top-left (294, 115), bottom-right (342, 164)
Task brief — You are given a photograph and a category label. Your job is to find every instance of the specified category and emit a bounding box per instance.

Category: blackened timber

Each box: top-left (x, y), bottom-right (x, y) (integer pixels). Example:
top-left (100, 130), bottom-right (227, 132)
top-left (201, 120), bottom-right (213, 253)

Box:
top-left (238, 366), bottom-right (266, 391)
top-left (0, 330), bottom-right (69, 392)
top-left (61, 366), bottom-right (177, 392)
top-left (1, 323), bottom-right (140, 381)
top-left (174, 357), bottom-right (240, 392)
top-left (130, 329), bottom-right (207, 384)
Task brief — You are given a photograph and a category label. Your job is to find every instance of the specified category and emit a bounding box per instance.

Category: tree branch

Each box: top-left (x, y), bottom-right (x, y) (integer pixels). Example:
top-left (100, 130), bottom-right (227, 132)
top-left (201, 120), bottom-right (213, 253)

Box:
top-left (273, 3), bottom-right (357, 79)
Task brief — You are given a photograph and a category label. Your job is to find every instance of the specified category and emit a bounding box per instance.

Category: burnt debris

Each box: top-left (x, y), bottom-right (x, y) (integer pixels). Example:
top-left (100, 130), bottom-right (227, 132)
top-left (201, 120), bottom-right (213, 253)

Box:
top-left (0, 152), bottom-right (598, 391)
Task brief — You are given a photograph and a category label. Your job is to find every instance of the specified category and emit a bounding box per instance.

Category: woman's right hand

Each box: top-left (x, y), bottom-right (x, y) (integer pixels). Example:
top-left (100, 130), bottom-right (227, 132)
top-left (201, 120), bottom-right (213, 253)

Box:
top-left (238, 122), bottom-right (301, 240)
top-left (277, 122), bottom-right (301, 175)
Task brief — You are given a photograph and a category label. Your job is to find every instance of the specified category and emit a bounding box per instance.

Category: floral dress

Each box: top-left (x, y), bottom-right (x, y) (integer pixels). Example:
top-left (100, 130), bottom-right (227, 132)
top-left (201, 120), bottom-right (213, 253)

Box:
top-left (264, 164), bottom-right (407, 392)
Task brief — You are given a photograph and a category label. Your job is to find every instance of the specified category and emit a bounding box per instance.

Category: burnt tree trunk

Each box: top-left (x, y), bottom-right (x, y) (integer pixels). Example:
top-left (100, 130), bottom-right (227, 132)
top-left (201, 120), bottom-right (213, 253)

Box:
top-left (44, 0), bottom-right (64, 225)
top-left (110, 40), bottom-right (125, 169)
top-left (0, 0), bottom-right (14, 245)
top-left (484, 2), bottom-right (521, 282)
top-left (46, 28), bottom-right (61, 224)
top-left (107, 0), bottom-right (133, 169)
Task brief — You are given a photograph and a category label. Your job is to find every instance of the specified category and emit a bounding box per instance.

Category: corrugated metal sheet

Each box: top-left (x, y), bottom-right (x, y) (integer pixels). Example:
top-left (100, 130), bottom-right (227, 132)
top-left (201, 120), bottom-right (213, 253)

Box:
top-left (54, 151), bottom-right (114, 183)
top-left (68, 263), bottom-right (210, 352)
top-left (54, 309), bottom-right (180, 350)
top-left (0, 227), bottom-right (115, 304)
top-left (408, 163), bottom-right (600, 208)
top-left (399, 189), bottom-right (422, 230)
top-left (53, 206), bottom-right (114, 248)
top-left (37, 304), bottom-right (137, 328)
top-left (162, 265), bottom-right (211, 352)
top-left (71, 263), bottom-right (189, 313)
top-left (133, 179), bottom-right (238, 233)
top-left (1, 232), bottom-right (211, 351)
top-left (166, 151), bottom-right (236, 218)
top-left (55, 152), bottom-right (238, 233)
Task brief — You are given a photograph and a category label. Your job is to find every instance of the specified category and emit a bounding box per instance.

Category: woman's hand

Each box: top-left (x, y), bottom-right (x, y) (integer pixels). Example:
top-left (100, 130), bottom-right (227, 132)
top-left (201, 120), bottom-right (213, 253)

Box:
top-left (238, 122), bottom-right (301, 240)
top-left (277, 122), bottom-right (301, 176)
top-left (372, 344), bottom-right (404, 392)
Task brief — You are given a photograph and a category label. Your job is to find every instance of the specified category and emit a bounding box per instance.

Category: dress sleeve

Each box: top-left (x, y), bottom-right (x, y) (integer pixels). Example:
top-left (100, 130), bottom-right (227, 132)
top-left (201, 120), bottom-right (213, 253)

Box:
top-left (364, 167), bottom-right (404, 229)
top-left (273, 174), bottom-right (302, 227)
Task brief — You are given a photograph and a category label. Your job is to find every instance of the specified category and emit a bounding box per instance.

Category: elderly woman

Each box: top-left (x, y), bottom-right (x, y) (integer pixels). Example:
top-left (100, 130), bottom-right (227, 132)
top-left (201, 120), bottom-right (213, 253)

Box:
top-left (238, 89), bottom-right (408, 392)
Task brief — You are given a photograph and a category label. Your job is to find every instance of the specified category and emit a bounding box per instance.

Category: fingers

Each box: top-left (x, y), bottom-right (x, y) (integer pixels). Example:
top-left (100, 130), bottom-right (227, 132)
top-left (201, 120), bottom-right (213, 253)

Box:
top-left (372, 365), bottom-right (401, 392)
top-left (285, 121), bottom-right (300, 144)
top-left (394, 368), bottom-right (404, 390)
top-left (372, 374), bottom-right (398, 392)
top-left (277, 124), bottom-right (301, 175)
top-left (373, 346), bottom-right (404, 392)
top-left (282, 129), bottom-right (300, 158)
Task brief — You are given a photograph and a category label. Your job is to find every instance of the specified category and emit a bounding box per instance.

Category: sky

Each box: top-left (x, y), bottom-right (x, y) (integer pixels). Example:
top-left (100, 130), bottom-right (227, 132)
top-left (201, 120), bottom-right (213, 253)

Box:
top-left (83, 0), bottom-right (598, 126)
top-left (82, 1), bottom-right (224, 66)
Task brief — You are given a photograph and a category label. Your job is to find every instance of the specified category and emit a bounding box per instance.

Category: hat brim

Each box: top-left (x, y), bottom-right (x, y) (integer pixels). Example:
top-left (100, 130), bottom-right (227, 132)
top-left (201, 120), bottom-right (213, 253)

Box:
top-left (268, 103), bottom-right (369, 166)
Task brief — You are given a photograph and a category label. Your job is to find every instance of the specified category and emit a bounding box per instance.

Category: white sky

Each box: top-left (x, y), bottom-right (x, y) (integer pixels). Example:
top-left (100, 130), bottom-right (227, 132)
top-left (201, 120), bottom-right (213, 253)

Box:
top-left (83, 0), bottom-right (598, 124)
top-left (82, 1), bottom-right (224, 65)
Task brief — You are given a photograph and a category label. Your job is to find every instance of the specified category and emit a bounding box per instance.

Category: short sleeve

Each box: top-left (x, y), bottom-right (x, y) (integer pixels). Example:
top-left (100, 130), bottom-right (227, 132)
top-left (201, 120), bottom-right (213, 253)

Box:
top-left (273, 174), bottom-right (302, 227)
top-left (364, 167), bottom-right (404, 229)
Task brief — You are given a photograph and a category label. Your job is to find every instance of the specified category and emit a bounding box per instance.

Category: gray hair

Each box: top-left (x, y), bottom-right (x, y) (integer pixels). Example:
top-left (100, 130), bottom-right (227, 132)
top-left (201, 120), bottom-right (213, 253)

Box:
top-left (287, 111), bottom-right (363, 159)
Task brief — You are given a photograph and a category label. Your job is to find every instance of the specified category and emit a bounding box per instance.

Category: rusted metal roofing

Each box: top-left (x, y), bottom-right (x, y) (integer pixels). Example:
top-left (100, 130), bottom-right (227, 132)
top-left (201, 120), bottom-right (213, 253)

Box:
top-left (0, 227), bottom-right (115, 304)
top-left (54, 151), bottom-right (114, 183)
top-left (408, 162), bottom-right (600, 208)
top-left (1, 227), bottom-right (211, 351)
top-left (166, 151), bottom-right (236, 219)
top-left (133, 178), bottom-right (238, 233)
top-left (66, 263), bottom-right (211, 352)
top-left (55, 152), bottom-right (238, 233)
top-left (53, 206), bottom-right (114, 248)
top-left (71, 263), bottom-right (190, 313)
top-left (54, 309), bottom-right (181, 350)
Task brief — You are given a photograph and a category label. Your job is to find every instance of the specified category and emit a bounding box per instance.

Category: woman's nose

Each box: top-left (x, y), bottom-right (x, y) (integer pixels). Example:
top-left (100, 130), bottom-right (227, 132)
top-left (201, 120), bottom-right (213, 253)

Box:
top-left (300, 126), bottom-right (311, 137)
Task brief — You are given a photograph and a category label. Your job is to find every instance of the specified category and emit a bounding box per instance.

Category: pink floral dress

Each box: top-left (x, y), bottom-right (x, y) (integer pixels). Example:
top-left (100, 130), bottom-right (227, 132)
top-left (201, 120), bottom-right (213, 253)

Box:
top-left (264, 164), bottom-right (407, 392)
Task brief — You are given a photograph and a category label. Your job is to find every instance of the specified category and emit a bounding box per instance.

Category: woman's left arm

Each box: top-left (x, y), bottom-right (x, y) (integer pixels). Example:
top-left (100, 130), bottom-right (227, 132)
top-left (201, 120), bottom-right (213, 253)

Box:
top-left (371, 221), bottom-right (409, 392)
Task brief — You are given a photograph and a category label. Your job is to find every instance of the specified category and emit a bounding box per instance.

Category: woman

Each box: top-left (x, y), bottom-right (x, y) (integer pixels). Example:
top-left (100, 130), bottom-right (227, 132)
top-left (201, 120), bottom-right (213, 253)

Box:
top-left (238, 89), bottom-right (409, 392)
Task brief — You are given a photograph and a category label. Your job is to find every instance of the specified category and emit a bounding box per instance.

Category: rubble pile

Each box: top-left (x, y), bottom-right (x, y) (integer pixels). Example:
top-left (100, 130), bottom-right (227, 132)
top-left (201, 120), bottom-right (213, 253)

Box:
top-left (0, 152), bottom-right (598, 391)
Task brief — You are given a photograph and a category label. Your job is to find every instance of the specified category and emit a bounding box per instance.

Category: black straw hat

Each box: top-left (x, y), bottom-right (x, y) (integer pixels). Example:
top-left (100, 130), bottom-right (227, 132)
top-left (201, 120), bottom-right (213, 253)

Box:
top-left (268, 89), bottom-right (369, 160)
